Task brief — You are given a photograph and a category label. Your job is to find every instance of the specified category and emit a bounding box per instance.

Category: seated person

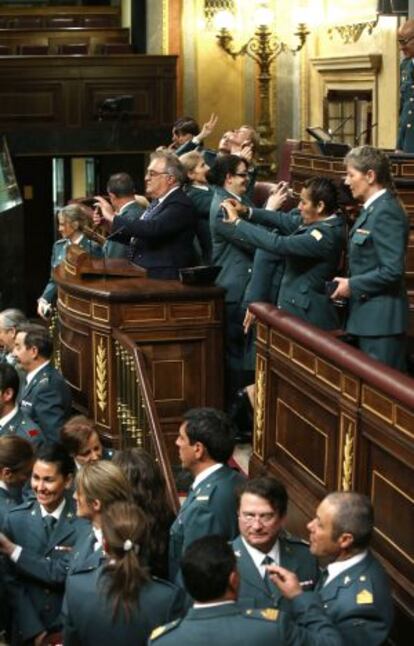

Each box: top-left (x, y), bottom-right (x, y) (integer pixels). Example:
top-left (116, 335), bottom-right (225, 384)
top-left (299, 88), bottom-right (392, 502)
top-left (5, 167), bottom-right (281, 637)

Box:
top-left (94, 151), bottom-right (197, 280)
top-left (37, 204), bottom-right (102, 319)
top-left (60, 415), bottom-right (112, 468)
top-left (0, 443), bottom-right (85, 645)
top-left (63, 500), bottom-right (184, 646)
top-left (0, 363), bottom-right (45, 448)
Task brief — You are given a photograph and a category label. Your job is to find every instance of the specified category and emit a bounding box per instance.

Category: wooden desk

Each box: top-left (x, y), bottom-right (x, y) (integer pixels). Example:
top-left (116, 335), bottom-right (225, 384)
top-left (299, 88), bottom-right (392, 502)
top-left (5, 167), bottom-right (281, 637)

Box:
top-left (250, 303), bottom-right (414, 641)
top-left (54, 265), bottom-right (225, 459)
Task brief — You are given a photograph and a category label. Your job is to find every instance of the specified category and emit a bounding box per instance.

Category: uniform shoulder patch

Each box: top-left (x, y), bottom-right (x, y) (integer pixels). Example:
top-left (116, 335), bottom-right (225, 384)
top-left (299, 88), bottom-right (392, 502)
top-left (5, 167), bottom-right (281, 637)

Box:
top-left (356, 589), bottom-right (373, 605)
top-left (310, 229), bottom-right (323, 241)
top-left (150, 619), bottom-right (181, 641)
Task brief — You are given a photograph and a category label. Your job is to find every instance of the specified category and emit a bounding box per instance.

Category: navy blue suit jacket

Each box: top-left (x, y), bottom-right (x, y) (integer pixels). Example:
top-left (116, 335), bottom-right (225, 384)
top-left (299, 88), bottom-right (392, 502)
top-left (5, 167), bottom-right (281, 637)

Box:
top-left (111, 188), bottom-right (196, 279)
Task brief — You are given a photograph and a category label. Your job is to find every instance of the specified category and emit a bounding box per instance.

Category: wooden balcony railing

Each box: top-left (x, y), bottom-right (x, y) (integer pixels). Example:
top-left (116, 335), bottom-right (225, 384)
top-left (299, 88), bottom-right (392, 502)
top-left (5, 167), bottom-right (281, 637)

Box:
top-left (113, 329), bottom-right (179, 515)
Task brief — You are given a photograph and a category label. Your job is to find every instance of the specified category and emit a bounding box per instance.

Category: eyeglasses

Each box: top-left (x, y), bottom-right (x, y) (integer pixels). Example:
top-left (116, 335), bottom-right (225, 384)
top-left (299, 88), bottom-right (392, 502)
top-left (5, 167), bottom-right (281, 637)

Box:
top-left (146, 170), bottom-right (170, 178)
top-left (398, 35), bottom-right (414, 46)
top-left (234, 172), bottom-right (249, 178)
top-left (240, 511), bottom-right (277, 525)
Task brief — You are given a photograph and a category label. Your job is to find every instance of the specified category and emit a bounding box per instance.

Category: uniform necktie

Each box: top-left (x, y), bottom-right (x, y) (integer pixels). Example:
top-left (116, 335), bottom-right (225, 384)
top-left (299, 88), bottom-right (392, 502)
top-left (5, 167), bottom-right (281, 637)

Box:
top-left (44, 515), bottom-right (57, 538)
top-left (315, 567), bottom-right (329, 590)
top-left (262, 555), bottom-right (275, 595)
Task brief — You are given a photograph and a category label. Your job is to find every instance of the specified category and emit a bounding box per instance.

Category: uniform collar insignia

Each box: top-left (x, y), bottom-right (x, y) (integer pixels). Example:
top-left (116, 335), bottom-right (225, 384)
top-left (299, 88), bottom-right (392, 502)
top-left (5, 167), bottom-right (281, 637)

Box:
top-left (234, 550), bottom-right (241, 558)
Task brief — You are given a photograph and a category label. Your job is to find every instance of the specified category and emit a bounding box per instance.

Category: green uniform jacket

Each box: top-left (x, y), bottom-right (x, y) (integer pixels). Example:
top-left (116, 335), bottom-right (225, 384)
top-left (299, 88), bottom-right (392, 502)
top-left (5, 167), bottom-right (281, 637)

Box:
top-left (149, 596), bottom-right (342, 646)
top-left (19, 363), bottom-right (72, 444)
top-left (41, 236), bottom-right (102, 304)
top-left (347, 191), bottom-right (409, 336)
top-left (169, 465), bottom-right (245, 583)
top-left (62, 559), bottom-right (184, 646)
top-left (186, 184), bottom-right (214, 264)
top-left (0, 408), bottom-right (45, 448)
top-left (3, 496), bottom-right (86, 643)
top-left (316, 551), bottom-right (393, 646)
top-left (232, 532), bottom-right (319, 612)
top-left (226, 210), bottom-right (346, 330)
top-left (210, 187), bottom-right (256, 304)
top-left (398, 57), bottom-right (414, 152)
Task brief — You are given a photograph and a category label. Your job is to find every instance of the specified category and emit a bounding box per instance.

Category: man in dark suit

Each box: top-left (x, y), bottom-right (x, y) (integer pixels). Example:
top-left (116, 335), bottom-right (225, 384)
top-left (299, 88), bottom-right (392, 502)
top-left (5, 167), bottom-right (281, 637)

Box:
top-left (151, 535), bottom-right (341, 645)
top-left (0, 443), bottom-right (86, 644)
top-left (93, 172), bottom-right (145, 259)
top-left (232, 476), bottom-right (318, 612)
top-left (13, 324), bottom-right (72, 443)
top-left (268, 492), bottom-right (394, 646)
top-left (0, 363), bottom-right (45, 448)
top-left (98, 151), bottom-right (197, 279)
top-left (169, 408), bottom-right (245, 583)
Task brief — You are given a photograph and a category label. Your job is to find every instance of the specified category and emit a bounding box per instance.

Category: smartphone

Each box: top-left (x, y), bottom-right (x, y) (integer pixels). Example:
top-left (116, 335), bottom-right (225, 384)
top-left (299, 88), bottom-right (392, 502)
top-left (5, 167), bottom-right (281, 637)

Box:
top-left (325, 280), bottom-right (339, 297)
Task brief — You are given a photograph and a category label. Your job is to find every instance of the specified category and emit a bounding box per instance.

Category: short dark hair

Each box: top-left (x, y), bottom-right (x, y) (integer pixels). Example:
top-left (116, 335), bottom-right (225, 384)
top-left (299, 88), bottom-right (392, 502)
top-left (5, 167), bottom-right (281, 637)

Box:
top-left (207, 154), bottom-right (248, 187)
top-left (35, 442), bottom-right (75, 477)
top-left (326, 492), bottom-right (374, 549)
top-left (60, 415), bottom-right (98, 456)
top-left (303, 177), bottom-right (339, 214)
top-left (238, 476), bottom-right (288, 517)
top-left (181, 535), bottom-right (236, 601)
top-left (17, 324), bottom-right (53, 360)
top-left (173, 116), bottom-right (199, 137)
top-left (0, 363), bottom-right (20, 402)
top-left (106, 172), bottom-right (135, 197)
top-left (183, 407), bottom-right (236, 463)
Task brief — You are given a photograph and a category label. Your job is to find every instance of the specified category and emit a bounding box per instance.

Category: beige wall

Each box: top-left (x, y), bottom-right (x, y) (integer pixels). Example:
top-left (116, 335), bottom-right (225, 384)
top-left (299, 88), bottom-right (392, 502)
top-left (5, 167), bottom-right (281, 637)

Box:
top-left (146, 0), bottom-right (402, 152)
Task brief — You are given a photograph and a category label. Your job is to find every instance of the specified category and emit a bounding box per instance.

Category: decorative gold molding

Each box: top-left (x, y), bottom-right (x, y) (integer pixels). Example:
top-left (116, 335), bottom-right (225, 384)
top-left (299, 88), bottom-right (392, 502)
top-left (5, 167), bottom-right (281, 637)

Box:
top-left (341, 421), bottom-right (355, 492)
top-left (328, 18), bottom-right (378, 45)
top-left (254, 357), bottom-right (266, 459)
top-left (95, 337), bottom-right (108, 418)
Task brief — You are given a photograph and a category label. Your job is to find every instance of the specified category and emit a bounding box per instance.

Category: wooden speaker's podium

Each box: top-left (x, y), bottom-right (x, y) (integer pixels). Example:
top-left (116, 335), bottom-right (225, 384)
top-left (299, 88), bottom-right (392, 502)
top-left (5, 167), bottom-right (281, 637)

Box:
top-left (54, 248), bottom-right (225, 456)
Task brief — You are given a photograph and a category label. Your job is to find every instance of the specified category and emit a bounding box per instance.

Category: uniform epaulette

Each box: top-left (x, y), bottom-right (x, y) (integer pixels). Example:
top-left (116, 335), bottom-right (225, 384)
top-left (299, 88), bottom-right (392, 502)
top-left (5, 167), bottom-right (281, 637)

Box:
top-left (55, 238), bottom-right (67, 245)
top-left (193, 481), bottom-right (216, 502)
top-left (244, 608), bottom-right (279, 622)
top-left (150, 619), bottom-right (182, 641)
top-left (8, 499), bottom-right (34, 513)
top-left (281, 530), bottom-right (310, 546)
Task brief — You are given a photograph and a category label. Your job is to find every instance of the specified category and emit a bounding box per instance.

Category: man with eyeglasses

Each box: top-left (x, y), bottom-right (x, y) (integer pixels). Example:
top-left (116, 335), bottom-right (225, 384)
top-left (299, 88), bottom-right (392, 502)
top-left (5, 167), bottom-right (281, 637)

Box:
top-left (231, 476), bottom-right (319, 612)
top-left (397, 19), bottom-right (414, 152)
top-left (97, 151), bottom-right (196, 279)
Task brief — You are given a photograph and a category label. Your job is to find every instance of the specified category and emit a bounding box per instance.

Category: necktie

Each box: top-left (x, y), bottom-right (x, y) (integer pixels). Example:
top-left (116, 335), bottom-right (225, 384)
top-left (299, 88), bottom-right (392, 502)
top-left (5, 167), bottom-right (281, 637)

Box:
top-left (140, 199), bottom-right (159, 221)
top-left (128, 200), bottom-right (160, 261)
top-left (262, 555), bottom-right (275, 596)
top-left (44, 515), bottom-right (57, 539)
top-left (315, 567), bottom-right (329, 591)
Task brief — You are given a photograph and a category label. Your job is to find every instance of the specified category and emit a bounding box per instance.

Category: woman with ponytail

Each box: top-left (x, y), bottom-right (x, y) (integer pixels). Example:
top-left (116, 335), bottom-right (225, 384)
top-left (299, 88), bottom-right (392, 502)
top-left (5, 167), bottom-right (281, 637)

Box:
top-left (63, 500), bottom-right (184, 645)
